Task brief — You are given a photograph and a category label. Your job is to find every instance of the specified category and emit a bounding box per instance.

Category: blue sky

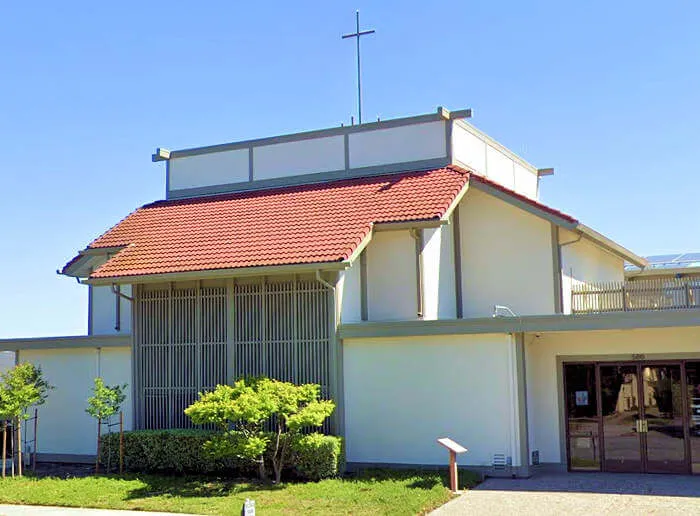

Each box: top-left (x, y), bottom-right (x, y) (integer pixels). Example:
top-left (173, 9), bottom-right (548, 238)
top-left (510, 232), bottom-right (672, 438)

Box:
top-left (1, 1), bottom-right (698, 337)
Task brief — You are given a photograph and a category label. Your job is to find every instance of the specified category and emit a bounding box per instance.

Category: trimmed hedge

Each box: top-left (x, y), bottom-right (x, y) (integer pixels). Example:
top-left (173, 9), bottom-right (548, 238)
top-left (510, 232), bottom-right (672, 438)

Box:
top-left (99, 429), bottom-right (247, 474)
top-left (100, 429), bottom-right (343, 480)
top-left (291, 433), bottom-right (343, 480)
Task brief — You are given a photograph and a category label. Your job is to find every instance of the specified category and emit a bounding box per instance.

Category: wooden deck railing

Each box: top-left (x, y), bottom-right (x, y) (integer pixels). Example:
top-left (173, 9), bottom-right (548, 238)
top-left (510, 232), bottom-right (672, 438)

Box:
top-left (571, 277), bottom-right (700, 314)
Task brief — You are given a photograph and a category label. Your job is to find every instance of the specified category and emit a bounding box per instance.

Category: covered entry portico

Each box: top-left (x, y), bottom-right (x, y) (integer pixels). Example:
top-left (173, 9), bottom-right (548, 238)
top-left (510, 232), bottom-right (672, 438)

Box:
top-left (526, 321), bottom-right (700, 476)
top-left (564, 360), bottom-right (700, 474)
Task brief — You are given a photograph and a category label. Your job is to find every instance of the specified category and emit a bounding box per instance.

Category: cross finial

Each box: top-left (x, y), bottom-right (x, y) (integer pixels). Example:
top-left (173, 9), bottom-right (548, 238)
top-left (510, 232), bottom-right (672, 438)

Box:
top-left (342, 11), bottom-right (375, 124)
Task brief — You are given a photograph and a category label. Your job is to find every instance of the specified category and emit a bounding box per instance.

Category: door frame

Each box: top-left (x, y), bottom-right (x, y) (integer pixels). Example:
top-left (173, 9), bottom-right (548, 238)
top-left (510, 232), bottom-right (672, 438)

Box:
top-left (564, 359), bottom-right (694, 474)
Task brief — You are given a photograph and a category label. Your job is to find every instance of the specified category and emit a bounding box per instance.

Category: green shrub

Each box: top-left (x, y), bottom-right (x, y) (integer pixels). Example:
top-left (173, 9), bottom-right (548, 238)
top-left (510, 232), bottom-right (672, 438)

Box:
top-left (99, 429), bottom-right (249, 474)
top-left (99, 429), bottom-right (343, 480)
top-left (291, 433), bottom-right (343, 480)
top-left (184, 378), bottom-right (336, 483)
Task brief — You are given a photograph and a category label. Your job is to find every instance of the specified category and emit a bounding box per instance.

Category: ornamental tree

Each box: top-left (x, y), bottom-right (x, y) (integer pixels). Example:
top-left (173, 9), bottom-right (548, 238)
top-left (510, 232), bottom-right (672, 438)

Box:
top-left (185, 377), bottom-right (335, 483)
top-left (86, 377), bottom-right (126, 473)
top-left (86, 377), bottom-right (127, 423)
top-left (0, 363), bottom-right (52, 477)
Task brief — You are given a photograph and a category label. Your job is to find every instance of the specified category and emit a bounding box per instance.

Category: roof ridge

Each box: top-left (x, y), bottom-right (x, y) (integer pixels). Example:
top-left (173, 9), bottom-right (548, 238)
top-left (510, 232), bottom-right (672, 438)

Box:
top-left (148, 166), bottom-right (464, 208)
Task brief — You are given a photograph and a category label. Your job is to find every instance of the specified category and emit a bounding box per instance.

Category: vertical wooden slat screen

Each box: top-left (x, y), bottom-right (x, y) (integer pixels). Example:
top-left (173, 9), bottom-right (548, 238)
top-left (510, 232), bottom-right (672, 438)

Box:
top-left (135, 283), bottom-right (228, 430)
top-left (134, 277), bottom-right (333, 432)
top-left (232, 278), bottom-right (333, 433)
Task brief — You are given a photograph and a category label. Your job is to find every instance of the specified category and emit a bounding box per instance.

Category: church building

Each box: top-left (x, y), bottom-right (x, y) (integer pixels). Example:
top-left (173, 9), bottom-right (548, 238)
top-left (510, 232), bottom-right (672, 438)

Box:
top-left (2, 107), bottom-right (700, 476)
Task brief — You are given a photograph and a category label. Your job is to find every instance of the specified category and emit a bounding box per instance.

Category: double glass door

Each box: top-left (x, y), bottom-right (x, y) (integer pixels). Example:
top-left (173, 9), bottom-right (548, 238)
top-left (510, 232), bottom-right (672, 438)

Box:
top-left (565, 361), bottom-right (700, 474)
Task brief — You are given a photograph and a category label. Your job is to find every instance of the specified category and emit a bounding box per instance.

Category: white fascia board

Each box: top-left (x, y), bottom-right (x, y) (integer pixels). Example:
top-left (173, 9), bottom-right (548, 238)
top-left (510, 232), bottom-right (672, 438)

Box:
top-left (61, 246), bottom-right (127, 278)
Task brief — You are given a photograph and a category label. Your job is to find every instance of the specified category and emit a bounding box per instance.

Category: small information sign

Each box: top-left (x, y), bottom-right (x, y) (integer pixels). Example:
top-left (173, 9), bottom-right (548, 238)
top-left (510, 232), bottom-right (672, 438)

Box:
top-left (437, 437), bottom-right (468, 454)
top-left (242, 498), bottom-right (255, 516)
top-left (436, 437), bottom-right (468, 493)
top-left (575, 390), bottom-right (589, 406)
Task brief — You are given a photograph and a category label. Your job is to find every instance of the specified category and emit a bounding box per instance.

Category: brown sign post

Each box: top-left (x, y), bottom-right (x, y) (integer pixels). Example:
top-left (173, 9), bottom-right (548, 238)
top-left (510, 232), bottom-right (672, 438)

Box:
top-left (437, 437), bottom-right (468, 493)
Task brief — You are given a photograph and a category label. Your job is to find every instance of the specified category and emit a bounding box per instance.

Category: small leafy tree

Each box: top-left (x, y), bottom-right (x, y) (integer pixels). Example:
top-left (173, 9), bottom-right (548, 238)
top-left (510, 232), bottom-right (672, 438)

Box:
top-left (185, 377), bottom-right (335, 483)
top-left (0, 363), bottom-right (52, 477)
top-left (86, 377), bottom-right (126, 473)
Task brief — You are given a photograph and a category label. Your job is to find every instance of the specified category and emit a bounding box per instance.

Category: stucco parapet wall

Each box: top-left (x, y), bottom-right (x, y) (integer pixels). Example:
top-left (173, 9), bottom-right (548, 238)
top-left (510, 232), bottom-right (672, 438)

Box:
top-left (0, 334), bottom-right (130, 351)
top-left (338, 310), bottom-right (700, 339)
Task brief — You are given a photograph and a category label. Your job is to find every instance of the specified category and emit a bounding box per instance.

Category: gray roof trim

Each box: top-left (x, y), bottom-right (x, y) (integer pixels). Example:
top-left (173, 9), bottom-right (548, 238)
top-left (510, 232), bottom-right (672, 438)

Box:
top-left (469, 180), bottom-right (578, 230)
top-left (469, 181), bottom-right (646, 268)
top-left (626, 266), bottom-right (700, 278)
top-left (338, 310), bottom-right (700, 339)
top-left (156, 108), bottom-right (470, 161)
top-left (80, 246), bottom-right (126, 256)
top-left (0, 334), bottom-right (130, 351)
top-left (577, 224), bottom-right (648, 268)
top-left (87, 261), bottom-right (349, 286)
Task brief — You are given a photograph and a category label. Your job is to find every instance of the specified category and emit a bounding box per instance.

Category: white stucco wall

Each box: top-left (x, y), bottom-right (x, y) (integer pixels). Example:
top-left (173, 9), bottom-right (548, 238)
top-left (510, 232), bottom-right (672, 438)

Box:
top-left (422, 225), bottom-right (457, 320)
top-left (91, 285), bottom-right (131, 336)
top-left (169, 148), bottom-right (249, 191)
top-left (451, 124), bottom-right (486, 172)
top-left (253, 136), bottom-right (345, 180)
top-left (343, 333), bottom-right (520, 466)
top-left (526, 326), bottom-right (700, 465)
top-left (451, 122), bottom-right (539, 200)
top-left (349, 121), bottom-right (446, 169)
top-left (366, 231), bottom-right (417, 321)
top-left (338, 261), bottom-right (362, 324)
top-left (168, 120), bottom-right (448, 195)
top-left (18, 346), bottom-right (132, 457)
top-left (559, 230), bottom-right (625, 314)
top-left (459, 189), bottom-right (556, 317)
top-left (0, 351), bottom-right (14, 373)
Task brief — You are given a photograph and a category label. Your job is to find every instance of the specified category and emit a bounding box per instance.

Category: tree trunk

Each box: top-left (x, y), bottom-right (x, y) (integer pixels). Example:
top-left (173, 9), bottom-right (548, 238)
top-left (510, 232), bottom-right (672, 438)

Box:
top-left (2, 421), bottom-right (6, 479)
top-left (16, 417), bottom-right (22, 477)
top-left (271, 422), bottom-right (284, 483)
top-left (273, 460), bottom-right (283, 484)
top-left (96, 419), bottom-right (101, 474)
top-left (258, 458), bottom-right (267, 481)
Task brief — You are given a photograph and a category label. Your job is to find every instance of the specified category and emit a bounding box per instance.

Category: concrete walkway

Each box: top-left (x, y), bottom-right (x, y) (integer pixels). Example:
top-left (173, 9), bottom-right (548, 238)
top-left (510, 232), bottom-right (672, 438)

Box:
top-left (0, 506), bottom-right (200, 516)
top-left (432, 472), bottom-right (700, 515)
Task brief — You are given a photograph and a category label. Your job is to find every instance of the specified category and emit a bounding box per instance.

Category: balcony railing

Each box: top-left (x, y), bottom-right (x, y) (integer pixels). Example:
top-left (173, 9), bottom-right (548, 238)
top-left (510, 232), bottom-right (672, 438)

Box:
top-left (571, 277), bottom-right (700, 314)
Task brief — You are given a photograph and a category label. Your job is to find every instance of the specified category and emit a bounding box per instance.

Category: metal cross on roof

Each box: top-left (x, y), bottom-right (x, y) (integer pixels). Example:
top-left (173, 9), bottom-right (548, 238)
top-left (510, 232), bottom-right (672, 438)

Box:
top-left (342, 10), bottom-right (375, 125)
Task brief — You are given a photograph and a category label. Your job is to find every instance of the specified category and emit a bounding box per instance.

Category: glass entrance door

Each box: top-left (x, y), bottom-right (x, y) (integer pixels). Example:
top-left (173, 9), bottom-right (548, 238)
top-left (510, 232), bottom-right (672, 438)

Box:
top-left (642, 364), bottom-right (687, 474)
top-left (566, 361), bottom-right (691, 474)
top-left (600, 364), bottom-right (643, 472)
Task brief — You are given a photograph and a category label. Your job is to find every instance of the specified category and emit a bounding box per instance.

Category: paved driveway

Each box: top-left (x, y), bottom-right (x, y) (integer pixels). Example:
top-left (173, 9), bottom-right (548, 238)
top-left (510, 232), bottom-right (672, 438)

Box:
top-left (431, 472), bottom-right (700, 515)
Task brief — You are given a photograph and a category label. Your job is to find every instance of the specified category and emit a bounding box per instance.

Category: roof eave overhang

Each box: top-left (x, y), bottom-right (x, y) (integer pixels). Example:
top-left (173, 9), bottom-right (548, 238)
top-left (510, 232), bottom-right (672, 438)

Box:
top-left (86, 260), bottom-right (351, 286)
top-left (468, 176), bottom-right (647, 269)
top-left (625, 266), bottom-right (700, 278)
top-left (469, 178), bottom-right (578, 230)
top-left (60, 246), bottom-right (127, 278)
top-left (576, 224), bottom-right (648, 269)
top-left (339, 310), bottom-right (700, 339)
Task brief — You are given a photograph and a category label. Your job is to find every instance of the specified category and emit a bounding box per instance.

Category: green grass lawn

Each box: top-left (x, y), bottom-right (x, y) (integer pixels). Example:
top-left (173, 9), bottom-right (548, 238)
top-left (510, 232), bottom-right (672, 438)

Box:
top-left (0, 469), bottom-right (481, 515)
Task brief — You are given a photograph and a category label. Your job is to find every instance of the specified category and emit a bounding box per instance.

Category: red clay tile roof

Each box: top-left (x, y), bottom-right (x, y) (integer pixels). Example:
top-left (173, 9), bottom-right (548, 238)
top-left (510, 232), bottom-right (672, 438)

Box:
top-left (63, 165), bottom-right (578, 280)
